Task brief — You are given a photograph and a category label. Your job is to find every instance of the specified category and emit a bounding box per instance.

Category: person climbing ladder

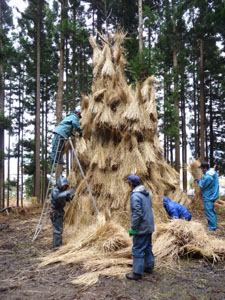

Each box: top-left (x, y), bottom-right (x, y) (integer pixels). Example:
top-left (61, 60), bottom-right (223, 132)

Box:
top-left (51, 109), bottom-right (82, 164)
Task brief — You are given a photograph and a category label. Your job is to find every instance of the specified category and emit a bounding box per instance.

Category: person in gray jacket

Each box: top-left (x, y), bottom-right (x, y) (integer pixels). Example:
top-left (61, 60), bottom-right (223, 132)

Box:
top-left (50, 175), bottom-right (74, 248)
top-left (125, 174), bottom-right (155, 280)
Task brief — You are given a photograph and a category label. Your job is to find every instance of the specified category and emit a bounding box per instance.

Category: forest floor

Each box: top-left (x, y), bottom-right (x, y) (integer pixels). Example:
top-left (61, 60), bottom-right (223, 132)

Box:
top-left (0, 200), bottom-right (225, 300)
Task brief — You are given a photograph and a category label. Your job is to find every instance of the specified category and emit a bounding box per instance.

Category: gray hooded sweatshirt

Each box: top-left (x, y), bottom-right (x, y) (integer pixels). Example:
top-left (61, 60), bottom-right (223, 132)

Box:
top-left (51, 175), bottom-right (73, 212)
top-left (130, 185), bottom-right (155, 235)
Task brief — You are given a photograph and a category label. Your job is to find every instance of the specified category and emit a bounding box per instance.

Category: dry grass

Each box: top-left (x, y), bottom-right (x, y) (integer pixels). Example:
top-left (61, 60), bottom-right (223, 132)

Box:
top-left (154, 219), bottom-right (225, 267)
top-left (188, 160), bottom-right (203, 203)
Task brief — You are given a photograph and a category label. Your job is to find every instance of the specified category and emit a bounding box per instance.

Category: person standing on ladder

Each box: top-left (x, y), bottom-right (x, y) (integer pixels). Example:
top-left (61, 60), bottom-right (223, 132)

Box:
top-left (51, 109), bottom-right (82, 164)
top-left (50, 175), bottom-right (74, 248)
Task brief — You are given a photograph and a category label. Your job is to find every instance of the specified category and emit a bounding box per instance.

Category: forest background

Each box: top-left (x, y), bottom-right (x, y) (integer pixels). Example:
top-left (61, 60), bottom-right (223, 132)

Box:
top-left (0, 0), bottom-right (225, 208)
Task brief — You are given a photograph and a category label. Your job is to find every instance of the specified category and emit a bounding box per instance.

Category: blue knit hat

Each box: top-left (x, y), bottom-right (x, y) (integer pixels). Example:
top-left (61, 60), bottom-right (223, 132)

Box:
top-left (74, 109), bottom-right (81, 118)
top-left (125, 174), bottom-right (141, 186)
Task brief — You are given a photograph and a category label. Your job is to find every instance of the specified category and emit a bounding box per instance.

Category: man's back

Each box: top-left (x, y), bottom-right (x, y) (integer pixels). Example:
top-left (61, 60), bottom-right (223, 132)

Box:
top-left (199, 168), bottom-right (219, 201)
top-left (54, 114), bottom-right (81, 138)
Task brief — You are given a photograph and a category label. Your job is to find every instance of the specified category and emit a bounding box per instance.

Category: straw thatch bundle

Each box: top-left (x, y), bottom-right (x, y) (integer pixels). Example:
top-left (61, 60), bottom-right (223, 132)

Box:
top-left (154, 219), bottom-right (225, 266)
top-left (188, 160), bottom-right (203, 203)
top-left (41, 33), bottom-right (225, 286)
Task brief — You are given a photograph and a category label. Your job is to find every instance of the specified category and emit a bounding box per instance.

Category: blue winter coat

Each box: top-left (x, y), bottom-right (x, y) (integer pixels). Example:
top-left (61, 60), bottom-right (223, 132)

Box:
top-left (51, 175), bottom-right (74, 212)
top-left (130, 185), bottom-right (155, 235)
top-left (163, 197), bottom-right (192, 221)
top-left (54, 113), bottom-right (82, 138)
top-left (198, 168), bottom-right (219, 202)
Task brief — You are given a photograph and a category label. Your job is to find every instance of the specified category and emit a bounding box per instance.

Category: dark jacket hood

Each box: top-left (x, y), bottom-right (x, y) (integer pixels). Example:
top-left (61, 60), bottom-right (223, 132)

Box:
top-left (56, 175), bottom-right (69, 190)
top-left (132, 185), bottom-right (149, 197)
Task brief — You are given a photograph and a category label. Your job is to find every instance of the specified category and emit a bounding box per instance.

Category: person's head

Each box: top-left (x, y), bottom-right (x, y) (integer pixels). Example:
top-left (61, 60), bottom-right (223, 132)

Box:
top-left (74, 109), bottom-right (81, 118)
top-left (57, 175), bottom-right (69, 191)
top-left (61, 184), bottom-right (68, 191)
top-left (198, 161), bottom-right (209, 172)
top-left (125, 174), bottom-right (141, 190)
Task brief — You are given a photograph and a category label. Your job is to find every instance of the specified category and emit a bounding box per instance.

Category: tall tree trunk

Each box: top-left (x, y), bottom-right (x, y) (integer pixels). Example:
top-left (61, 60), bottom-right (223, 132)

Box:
top-left (181, 67), bottom-right (187, 191)
top-left (163, 75), bottom-right (167, 160)
top-left (41, 87), bottom-right (44, 203)
top-left (199, 38), bottom-right (206, 161)
top-left (7, 79), bottom-right (12, 207)
top-left (44, 78), bottom-right (48, 203)
top-left (56, 0), bottom-right (65, 124)
top-left (72, 7), bottom-right (76, 109)
top-left (92, 2), bottom-right (95, 35)
top-left (138, 0), bottom-right (143, 53)
top-left (17, 76), bottom-right (21, 207)
top-left (0, 1), bottom-right (5, 208)
top-left (170, 140), bottom-right (173, 165)
top-left (104, 0), bottom-right (109, 36)
top-left (193, 59), bottom-right (199, 158)
top-left (65, 38), bottom-right (69, 176)
top-left (209, 77), bottom-right (214, 166)
top-left (35, 0), bottom-right (41, 203)
top-left (21, 106), bottom-right (24, 208)
top-left (56, 0), bottom-right (66, 179)
top-left (172, 0), bottom-right (180, 174)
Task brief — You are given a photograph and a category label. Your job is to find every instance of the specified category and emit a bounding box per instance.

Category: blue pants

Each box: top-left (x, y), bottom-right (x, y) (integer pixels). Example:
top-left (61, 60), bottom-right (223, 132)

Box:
top-left (132, 233), bottom-right (154, 275)
top-left (51, 133), bottom-right (65, 162)
top-left (203, 200), bottom-right (217, 230)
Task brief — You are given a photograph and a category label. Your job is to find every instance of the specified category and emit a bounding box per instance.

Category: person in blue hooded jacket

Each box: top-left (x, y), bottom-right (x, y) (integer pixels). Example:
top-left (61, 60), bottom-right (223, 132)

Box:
top-left (50, 175), bottom-right (74, 248)
top-left (195, 162), bottom-right (219, 231)
top-left (125, 174), bottom-right (155, 281)
top-left (51, 110), bottom-right (82, 164)
top-left (163, 197), bottom-right (192, 221)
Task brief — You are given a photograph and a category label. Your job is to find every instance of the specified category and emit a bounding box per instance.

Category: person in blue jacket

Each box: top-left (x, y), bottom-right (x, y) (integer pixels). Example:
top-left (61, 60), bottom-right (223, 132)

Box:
top-left (50, 175), bottom-right (74, 248)
top-left (163, 197), bottom-right (192, 221)
top-left (195, 161), bottom-right (219, 231)
top-left (51, 110), bottom-right (82, 164)
top-left (125, 174), bottom-right (155, 281)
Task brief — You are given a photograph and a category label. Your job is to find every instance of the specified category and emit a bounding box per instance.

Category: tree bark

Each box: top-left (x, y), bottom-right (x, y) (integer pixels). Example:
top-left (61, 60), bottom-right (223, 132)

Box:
top-left (17, 75), bottom-right (21, 207)
top-left (181, 67), bottom-right (187, 191)
top-left (72, 7), bottom-right (76, 110)
top-left (199, 38), bottom-right (206, 161)
top-left (21, 103), bottom-right (24, 208)
top-left (7, 80), bottom-right (12, 207)
top-left (56, 0), bottom-right (65, 124)
top-left (35, 0), bottom-right (41, 203)
top-left (172, 0), bottom-right (180, 174)
top-left (209, 77), bottom-right (214, 166)
top-left (56, 0), bottom-right (66, 180)
top-left (138, 0), bottom-right (143, 53)
top-left (0, 1), bottom-right (5, 208)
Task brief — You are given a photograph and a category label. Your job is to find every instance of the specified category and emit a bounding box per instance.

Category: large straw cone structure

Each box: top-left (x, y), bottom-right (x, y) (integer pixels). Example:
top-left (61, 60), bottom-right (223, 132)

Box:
top-left (41, 33), bottom-right (225, 285)
top-left (66, 33), bottom-right (189, 225)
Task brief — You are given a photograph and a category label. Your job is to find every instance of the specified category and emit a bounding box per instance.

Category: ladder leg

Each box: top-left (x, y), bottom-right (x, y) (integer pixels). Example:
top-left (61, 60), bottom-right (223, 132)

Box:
top-left (69, 139), bottom-right (99, 215)
top-left (32, 138), bottom-right (65, 243)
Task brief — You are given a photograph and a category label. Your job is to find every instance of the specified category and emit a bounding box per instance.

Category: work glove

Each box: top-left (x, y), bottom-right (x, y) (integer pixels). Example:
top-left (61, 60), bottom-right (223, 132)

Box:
top-left (67, 189), bottom-right (74, 201)
top-left (68, 194), bottom-right (74, 201)
top-left (129, 227), bottom-right (136, 236)
top-left (79, 132), bottom-right (83, 137)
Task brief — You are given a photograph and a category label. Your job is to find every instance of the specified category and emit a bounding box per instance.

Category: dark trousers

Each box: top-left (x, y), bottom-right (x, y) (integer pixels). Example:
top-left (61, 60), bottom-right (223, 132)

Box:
top-left (132, 233), bottom-right (154, 274)
top-left (50, 210), bottom-right (64, 248)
